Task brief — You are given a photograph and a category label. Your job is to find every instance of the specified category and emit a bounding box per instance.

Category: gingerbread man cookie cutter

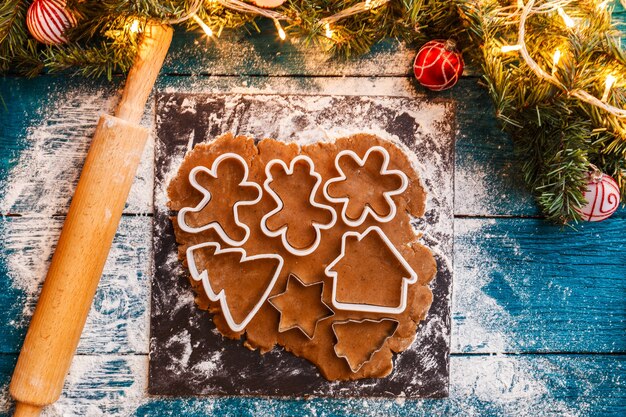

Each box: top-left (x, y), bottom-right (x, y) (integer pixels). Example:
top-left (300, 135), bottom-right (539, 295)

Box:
top-left (322, 146), bottom-right (408, 227)
top-left (324, 225), bottom-right (418, 315)
top-left (178, 153), bottom-right (262, 247)
top-left (186, 241), bottom-right (284, 333)
top-left (260, 155), bottom-right (337, 256)
top-left (331, 318), bottom-right (400, 373)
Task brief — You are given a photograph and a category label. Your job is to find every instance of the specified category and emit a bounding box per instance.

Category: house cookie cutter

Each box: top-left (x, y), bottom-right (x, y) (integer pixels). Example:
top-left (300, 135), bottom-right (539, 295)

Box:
top-left (260, 155), bottom-right (337, 256)
top-left (332, 318), bottom-right (400, 373)
top-left (268, 273), bottom-right (334, 340)
top-left (186, 241), bottom-right (284, 333)
top-left (322, 145), bottom-right (408, 227)
top-left (178, 153), bottom-right (262, 247)
top-left (324, 225), bottom-right (418, 315)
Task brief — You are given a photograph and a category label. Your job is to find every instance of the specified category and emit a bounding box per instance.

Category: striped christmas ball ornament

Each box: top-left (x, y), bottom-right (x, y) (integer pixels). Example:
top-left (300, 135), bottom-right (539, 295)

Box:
top-left (26, 0), bottom-right (77, 45)
top-left (576, 170), bottom-right (621, 222)
top-left (413, 39), bottom-right (464, 91)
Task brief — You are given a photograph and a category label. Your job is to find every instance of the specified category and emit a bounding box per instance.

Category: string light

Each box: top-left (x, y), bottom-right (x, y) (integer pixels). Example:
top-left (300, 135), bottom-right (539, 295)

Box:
top-left (128, 19), bottom-right (140, 33)
top-left (501, 44), bottom-right (522, 53)
top-left (602, 74), bottom-right (617, 102)
top-left (517, 0), bottom-right (626, 118)
top-left (325, 22), bottom-right (333, 39)
top-left (551, 49), bottom-right (561, 74)
top-left (192, 13), bottom-right (213, 37)
top-left (273, 19), bottom-right (286, 40)
top-left (557, 7), bottom-right (575, 28)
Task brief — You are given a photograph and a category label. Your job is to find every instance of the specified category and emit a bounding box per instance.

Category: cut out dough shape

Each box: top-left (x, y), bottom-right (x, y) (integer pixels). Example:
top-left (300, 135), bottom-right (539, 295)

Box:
top-left (186, 241), bottom-right (284, 332)
top-left (178, 153), bottom-right (262, 246)
top-left (168, 133), bottom-right (438, 382)
top-left (323, 146), bottom-right (408, 227)
top-left (268, 273), bottom-right (334, 339)
top-left (325, 225), bottom-right (418, 315)
top-left (332, 318), bottom-right (400, 373)
top-left (261, 155), bottom-right (337, 256)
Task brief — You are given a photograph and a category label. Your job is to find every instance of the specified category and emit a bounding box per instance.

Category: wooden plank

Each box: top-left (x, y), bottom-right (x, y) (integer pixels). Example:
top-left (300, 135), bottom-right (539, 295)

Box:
top-left (163, 22), bottom-right (417, 77)
top-left (453, 217), bottom-right (626, 354)
top-left (0, 77), bottom-right (153, 216)
top-left (2, 216), bottom-right (623, 356)
top-left (1, 353), bottom-right (624, 416)
top-left (5, 75), bottom-right (621, 219)
top-left (0, 216), bottom-right (150, 355)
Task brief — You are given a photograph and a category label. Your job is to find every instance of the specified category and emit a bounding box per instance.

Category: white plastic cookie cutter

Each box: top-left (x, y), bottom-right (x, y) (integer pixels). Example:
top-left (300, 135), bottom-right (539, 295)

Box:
top-left (332, 318), bottom-right (400, 373)
top-left (186, 241), bottom-right (284, 333)
top-left (268, 273), bottom-right (334, 340)
top-left (324, 225), bottom-right (418, 315)
top-left (322, 146), bottom-right (408, 227)
top-left (260, 155), bottom-right (337, 256)
top-left (177, 153), bottom-right (262, 247)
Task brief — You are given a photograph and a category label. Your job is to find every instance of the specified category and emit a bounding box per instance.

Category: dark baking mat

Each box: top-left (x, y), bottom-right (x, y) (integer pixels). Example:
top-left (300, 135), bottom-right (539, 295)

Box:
top-left (150, 93), bottom-right (455, 398)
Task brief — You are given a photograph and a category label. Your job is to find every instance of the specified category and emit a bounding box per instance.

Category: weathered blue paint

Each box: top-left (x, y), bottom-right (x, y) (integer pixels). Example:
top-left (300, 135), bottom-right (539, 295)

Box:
top-left (0, 4), bottom-right (625, 415)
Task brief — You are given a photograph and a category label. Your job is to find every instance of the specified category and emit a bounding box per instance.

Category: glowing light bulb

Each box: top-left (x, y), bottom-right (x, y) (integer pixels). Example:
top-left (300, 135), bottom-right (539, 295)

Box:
top-left (597, 0), bottom-right (609, 10)
top-left (602, 74), bottom-right (617, 101)
top-left (558, 7), bottom-right (575, 28)
top-left (274, 19), bottom-right (286, 40)
top-left (325, 23), bottom-right (333, 39)
top-left (129, 19), bottom-right (140, 34)
top-left (192, 13), bottom-right (213, 38)
top-left (501, 44), bottom-right (522, 53)
top-left (552, 48), bottom-right (562, 74)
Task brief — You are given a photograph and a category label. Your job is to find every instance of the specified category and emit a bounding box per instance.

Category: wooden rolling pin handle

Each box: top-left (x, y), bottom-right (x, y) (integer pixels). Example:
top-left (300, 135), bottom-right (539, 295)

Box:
top-left (10, 23), bottom-right (173, 417)
top-left (116, 23), bottom-right (174, 124)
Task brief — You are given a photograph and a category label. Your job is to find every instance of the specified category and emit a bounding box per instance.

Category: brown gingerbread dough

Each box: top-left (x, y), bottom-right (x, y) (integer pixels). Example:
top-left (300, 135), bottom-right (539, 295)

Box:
top-left (168, 133), bottom-right (437, 381)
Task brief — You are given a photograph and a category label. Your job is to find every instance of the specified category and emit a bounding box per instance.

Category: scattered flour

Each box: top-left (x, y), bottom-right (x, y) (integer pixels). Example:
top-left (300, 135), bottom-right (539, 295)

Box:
top-left (0, 82), bottom-right (601, 416)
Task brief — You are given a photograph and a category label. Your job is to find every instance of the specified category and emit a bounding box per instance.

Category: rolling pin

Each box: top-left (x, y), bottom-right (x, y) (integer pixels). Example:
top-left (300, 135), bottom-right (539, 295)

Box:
top-left (9, 23), bottom-right (173, 417)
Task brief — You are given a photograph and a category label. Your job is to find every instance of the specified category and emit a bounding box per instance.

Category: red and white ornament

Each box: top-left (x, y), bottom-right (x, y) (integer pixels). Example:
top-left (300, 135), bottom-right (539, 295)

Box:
top-left (413, 39), bottom-right (464, 91)
top-left (26, 0), bottom-right (77, 45)
top-left (576, 170), bottom-right (621, 222)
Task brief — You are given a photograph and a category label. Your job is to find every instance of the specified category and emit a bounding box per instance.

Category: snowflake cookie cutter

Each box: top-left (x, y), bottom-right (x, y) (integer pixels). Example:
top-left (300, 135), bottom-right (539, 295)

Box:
top-left (331, 318), bottom-right (400, 373)
top-left (177, 153), bottom-right (262, 247)
top-left (268, 273), bottom-right (334, 340)
top-left (260, 155), bottom-right (337, 256)
top-left (324, 225), bottom-right (418, 315)
top-left (186, 241), bottom-right (284, 333)
top-left (322, 145), bottom-right (408, 227)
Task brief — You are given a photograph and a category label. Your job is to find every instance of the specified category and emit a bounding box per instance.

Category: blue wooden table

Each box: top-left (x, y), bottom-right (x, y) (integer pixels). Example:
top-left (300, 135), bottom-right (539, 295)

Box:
top-left (1, 6), bottom-right (625, 416)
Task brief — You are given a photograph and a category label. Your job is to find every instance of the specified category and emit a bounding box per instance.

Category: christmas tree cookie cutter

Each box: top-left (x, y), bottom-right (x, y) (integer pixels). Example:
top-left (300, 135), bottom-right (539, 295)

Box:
top-left (322, 146), bottom-right (408, 227)
top-left (260, 155), bottom-right (337, 256)
top-left (331, 318), bottom-right (400, 373)
top-left (268, 273), bottom-right (334, 340)
top-left (186, 241), bottom-right (284, 333)
top-left (324, 225), bottom-right (418, 315)
top-left (178, 153), bottom-right (262, 247)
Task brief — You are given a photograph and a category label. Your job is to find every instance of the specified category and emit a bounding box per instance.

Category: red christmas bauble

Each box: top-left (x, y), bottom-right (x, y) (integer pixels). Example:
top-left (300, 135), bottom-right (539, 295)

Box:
top-left (26, 0), bottom-right (77, 45)
top-left (413, 39), bottom-right (464, 91)
top-left (576, 171), bottom-right (621, 221)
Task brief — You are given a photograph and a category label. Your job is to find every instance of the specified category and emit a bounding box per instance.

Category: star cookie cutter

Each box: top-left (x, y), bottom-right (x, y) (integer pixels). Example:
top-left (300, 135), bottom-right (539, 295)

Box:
top-left (260, 155), bottom-right (337, 256)
top-left (178, 153), bottom-right (262, 247)
top-left (186, 241), bottom-right (284, 333)
top-left (268, 273), bottom-right (334, 340)
top-left (331, 318), bottom-right (400, 373)
top-left (324, 225), bottom-right (418, 315)
top-left (322, 146), bottom-right (408, 227)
